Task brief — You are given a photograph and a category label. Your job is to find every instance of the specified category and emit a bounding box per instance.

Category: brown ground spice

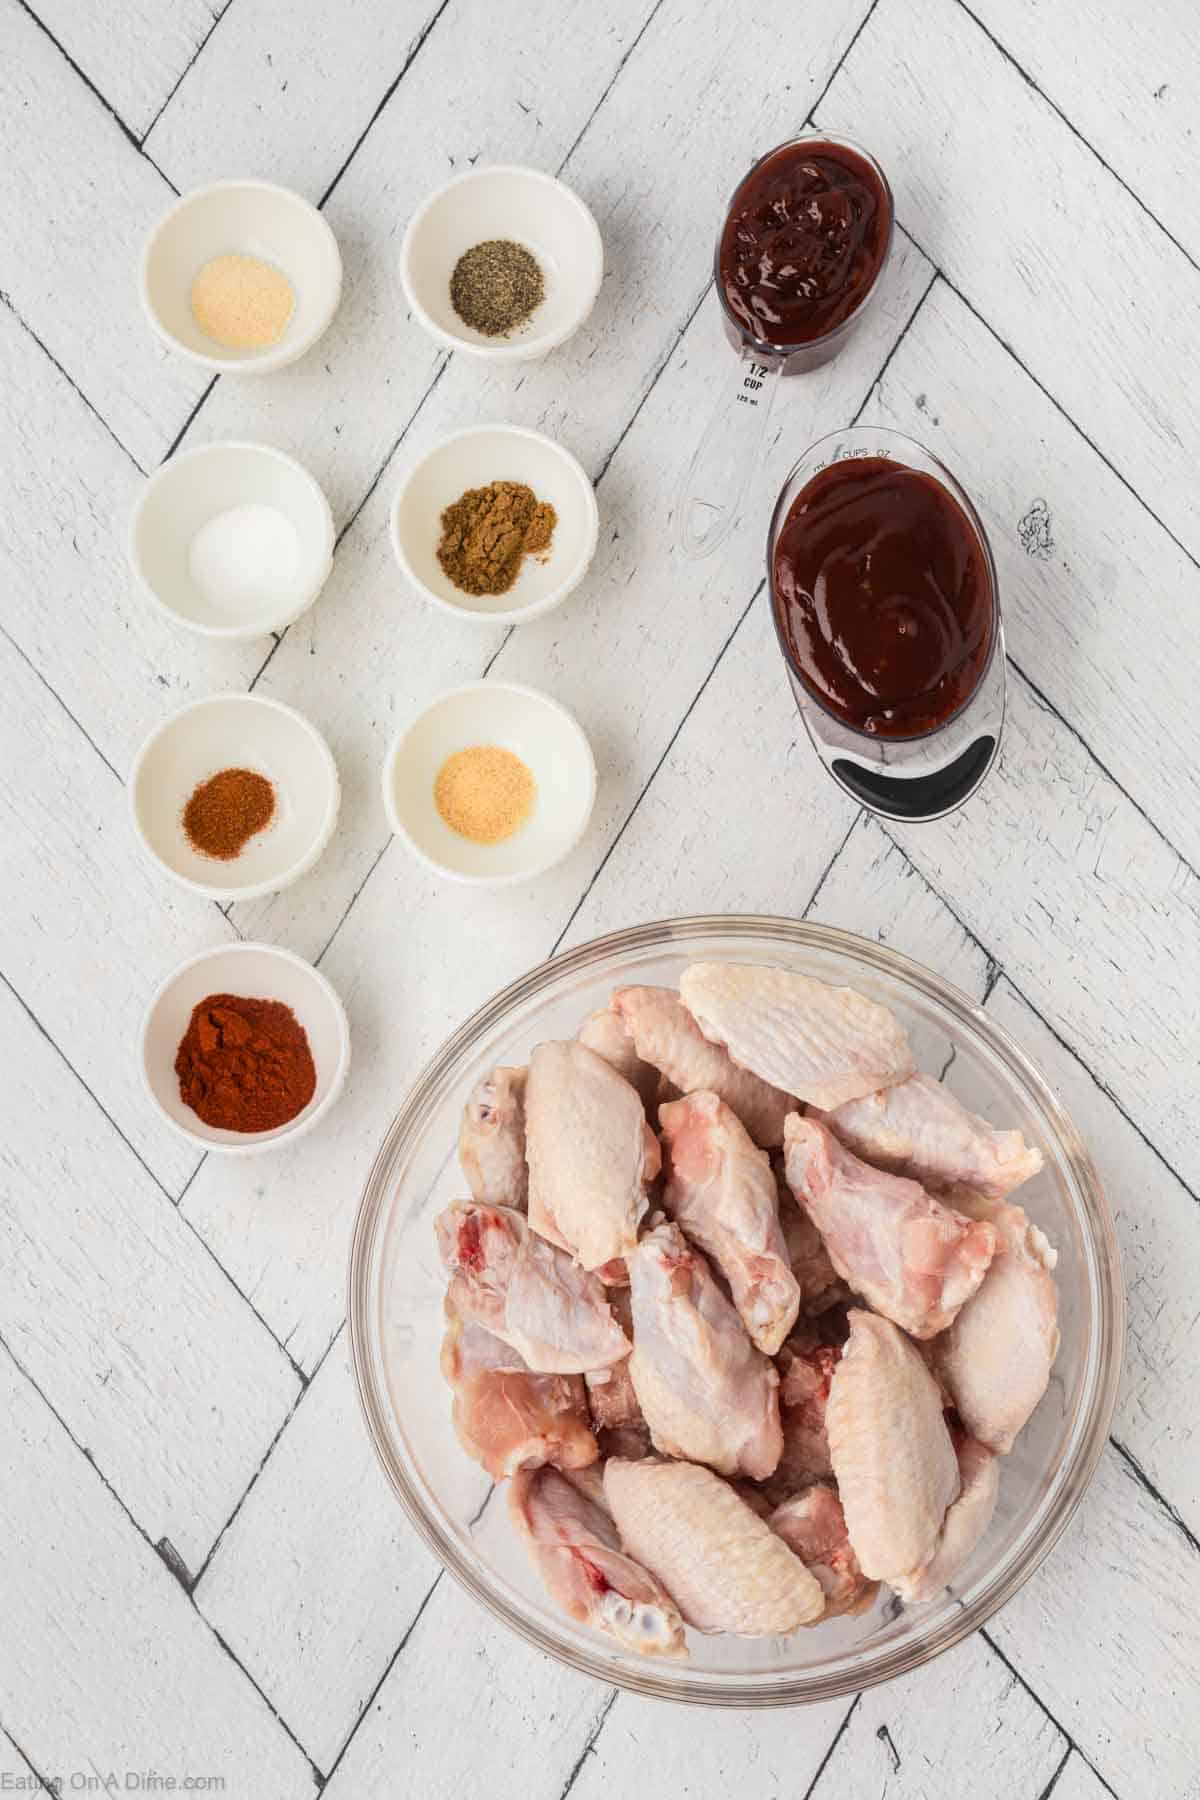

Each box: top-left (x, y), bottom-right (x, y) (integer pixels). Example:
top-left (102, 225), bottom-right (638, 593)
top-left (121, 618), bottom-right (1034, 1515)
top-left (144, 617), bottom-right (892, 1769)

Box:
top-left (183, 767), bottom-right (276, 860)
top-left (436, 481), bottom-right (557, 596)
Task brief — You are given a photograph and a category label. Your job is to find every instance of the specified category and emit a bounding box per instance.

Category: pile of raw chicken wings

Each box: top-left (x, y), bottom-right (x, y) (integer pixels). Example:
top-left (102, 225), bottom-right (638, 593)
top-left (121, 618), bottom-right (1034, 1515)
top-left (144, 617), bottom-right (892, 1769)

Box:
top-left (435, 963), bottom-right (1059, 1659)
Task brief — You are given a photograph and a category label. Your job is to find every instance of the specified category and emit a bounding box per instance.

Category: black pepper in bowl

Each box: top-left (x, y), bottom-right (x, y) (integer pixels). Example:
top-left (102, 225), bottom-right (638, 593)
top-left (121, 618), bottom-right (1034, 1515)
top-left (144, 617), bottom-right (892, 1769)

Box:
top-left (450, 240), bottom-right (544, 337)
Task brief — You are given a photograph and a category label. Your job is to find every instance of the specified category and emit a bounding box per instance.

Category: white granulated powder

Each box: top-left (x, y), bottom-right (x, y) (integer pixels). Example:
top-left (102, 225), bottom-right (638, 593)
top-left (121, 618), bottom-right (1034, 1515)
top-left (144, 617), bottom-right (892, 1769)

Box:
top-left (188, 504), bottom-right (301, 614)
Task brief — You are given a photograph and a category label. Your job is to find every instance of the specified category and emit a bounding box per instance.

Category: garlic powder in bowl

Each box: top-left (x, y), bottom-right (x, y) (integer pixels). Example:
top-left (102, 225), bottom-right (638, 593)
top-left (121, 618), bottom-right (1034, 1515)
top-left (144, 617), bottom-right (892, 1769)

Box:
top-left (191, 253), bottom-right (295, 351)
top-left (382, 681), bottom-right (595, 886)
top-left (434, 746), bottom-right (537, 845)
top-left (141, 179), bottom-right (341, 374)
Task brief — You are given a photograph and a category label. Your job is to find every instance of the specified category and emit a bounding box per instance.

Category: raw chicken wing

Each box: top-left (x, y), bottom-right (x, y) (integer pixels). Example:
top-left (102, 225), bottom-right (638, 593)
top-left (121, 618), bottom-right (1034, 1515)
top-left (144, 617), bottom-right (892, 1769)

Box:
top-left (612, 985), bottom-right (792, 1147)
top-left (440, 1311), bottom-right (597, 1480)
top-left (775, 1167), bottom-right (846, 1314)
top-left (784, 1115), bottom-right (997, 1338)
top-left (893, 1435), bottom-right (999, 1602)
top-left (826, 1310), bottom-right (960, 1585)
top-left (729, 1481), bottom-right (775, 1519)
top-left (814, 1071), bottom-right (1043, 1200)
top-left (933, 1192), bottom-right (1060, 1453)
top-left (526, 1040), bottom-right (658, 1269)
top-left (627, 1220), bottom-right (782, 1480)
top-left (764, 1323), bottom-right (842, 1499)
top-left (597, 1423), bottom-right (654, 1462)
top-left (680, 962), bottom-right (914, 1110)
top-left (605, 1457), bottom-right (825, 1634)
top-left (458, 1065), bottom-right (528, 1210)
top-left (584, 1290), bottom-right (644, 1431)
top-left (510, 1465), bottom-right (687, 1658)
top-left (659, 1091), bottom-right (800, 1354)
top-left (577, 1007), bottom-right (661, 1110)
top-left (769, 1484), bottom-right (878, 1618)
top-left (436, 1202), bottom-right (629, 1373)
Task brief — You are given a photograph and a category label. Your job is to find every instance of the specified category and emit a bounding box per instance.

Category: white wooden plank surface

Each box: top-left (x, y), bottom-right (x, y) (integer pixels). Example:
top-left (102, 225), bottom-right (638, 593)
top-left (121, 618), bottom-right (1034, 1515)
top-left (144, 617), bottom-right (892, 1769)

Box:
top-left (802, 1631), bottom-right (1067, 1800)
top-left (0, 300), bottom-right (263, 776)
top-left (6, 0), bottom-right (1200, 1791)
top-left (988, 979), bottom-right (1200, 1540)
top-left (146, 0), bottom-right (445, 199)
top-left (0, 981), bottom-right (299, 1574)
top-left (807, 817), bottom-right (992, 1005)
top-left (861, 277), bottom-right (1200, 873)
top-left (558, 590), bottom-right (859, 947)
top-left (817, 0), bottom-right (1200, 562)
top-left (0, 629), bottom-right (235, 1194)
top-left (0, 1729), bottom-right (43, 1794)
top-left (570, 1691), bottom-right (851, 1800)
top-left (0, 0), bottom-right (210, 469)
top-left (988, 1447), bottom-right (1200, 1799)
top-left (0, 1349), bottom-right (316, 1800)
top-left (195, 1334), bottom-right (439, 1772)
top-left (0, 1728), bottom-right (45, 1800)
top-left (888, 671), bottom-right (1200, 1194)
top-left (32, 0), bottom-right (223, 140)
top-left (320, 1564), bottom-right (608, 1800)
top-left (180, 240), bottom-right (931, 1370)
top-left (1054, 1752), bottom-right (1121, 1800)
top-left (967, 0), bottom-right (1200, 268)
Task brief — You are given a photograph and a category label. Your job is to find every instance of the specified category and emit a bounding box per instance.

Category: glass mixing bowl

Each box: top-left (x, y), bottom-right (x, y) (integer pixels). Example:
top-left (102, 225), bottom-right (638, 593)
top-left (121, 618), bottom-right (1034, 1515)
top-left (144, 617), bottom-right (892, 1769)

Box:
top-left (348, 916), bottom-right (1123, 1705)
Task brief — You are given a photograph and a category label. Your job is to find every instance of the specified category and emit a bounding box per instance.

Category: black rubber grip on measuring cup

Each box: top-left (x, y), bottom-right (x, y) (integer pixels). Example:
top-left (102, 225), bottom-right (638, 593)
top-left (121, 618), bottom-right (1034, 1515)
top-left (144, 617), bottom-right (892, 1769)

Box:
top-left (831, 736), bottom-right (997, 822)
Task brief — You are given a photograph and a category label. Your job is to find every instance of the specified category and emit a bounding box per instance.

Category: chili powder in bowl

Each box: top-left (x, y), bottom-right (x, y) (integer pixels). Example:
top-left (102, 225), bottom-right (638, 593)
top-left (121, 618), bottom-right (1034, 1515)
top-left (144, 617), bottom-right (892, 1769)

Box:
top-left (129, 693), bottom-right (340, 903)
top-left (141, 942), bottom-right (350, 1155)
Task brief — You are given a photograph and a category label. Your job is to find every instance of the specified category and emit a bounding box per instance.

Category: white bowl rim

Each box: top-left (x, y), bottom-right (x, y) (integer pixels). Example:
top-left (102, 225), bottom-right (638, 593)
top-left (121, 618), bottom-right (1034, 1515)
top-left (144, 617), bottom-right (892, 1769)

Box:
top-left (139, 177), bottom-right (344, 374)
top-left (140, 938), bottom-right (352, 1157)
top-left (399, 163), bottom-right (604, 362)
top-left (127, 438), bottom-right (336, 640)
top-left (128, 690), bottom-right (341, 901)
top-left (381, 678), bottom-right (598, 887)
top-left (388, 423), bottom-right (600, 626)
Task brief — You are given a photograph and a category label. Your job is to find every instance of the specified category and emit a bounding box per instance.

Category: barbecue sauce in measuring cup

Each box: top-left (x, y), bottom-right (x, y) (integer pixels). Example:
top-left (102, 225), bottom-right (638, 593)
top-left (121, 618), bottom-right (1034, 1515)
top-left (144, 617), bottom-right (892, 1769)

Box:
top-left (678, 135), bottom-right (893, 559)
top-left (772, 455), bottom-right (995, 738)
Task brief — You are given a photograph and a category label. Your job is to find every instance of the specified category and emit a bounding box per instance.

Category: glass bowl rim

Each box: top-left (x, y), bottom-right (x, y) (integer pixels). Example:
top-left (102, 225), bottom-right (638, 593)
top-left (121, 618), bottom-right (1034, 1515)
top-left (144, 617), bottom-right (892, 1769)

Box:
top-left (347, 913), bottom-right (1124, 1706)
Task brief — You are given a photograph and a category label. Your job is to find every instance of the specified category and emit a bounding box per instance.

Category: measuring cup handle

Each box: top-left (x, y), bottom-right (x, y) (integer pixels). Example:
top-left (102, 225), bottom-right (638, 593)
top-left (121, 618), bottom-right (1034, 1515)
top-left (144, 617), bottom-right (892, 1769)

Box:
top-left (676, 346), bottom-right (782, 560)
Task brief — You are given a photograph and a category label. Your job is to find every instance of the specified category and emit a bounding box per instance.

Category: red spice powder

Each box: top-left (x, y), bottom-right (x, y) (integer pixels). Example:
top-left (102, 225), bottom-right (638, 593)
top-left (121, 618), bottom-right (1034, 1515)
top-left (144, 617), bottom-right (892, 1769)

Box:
top-left (175, 993), bottom-right (316, 1133)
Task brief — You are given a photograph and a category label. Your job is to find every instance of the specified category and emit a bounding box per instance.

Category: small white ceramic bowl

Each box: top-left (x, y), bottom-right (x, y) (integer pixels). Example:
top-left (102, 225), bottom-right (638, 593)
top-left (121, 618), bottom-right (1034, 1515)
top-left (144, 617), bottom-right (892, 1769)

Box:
top-left (141, 179), bottom-right (342, 373)
top-left (129, 693), bottom-right (340, 902)
top-left (400, 165), bottom-right (603, 362)
top-left (382, 681), bottom-right (596, 885)
top-left (129, 441), bottom-right (335, 638)
top-left (142, 941), bottom-right (351, 1155)
top-left (390, 424), bottom-right (599, 625)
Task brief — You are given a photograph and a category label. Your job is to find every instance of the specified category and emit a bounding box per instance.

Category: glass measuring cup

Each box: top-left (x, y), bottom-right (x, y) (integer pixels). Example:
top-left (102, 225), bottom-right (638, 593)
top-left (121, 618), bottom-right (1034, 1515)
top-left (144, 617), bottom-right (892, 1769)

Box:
top-left (677, 133), bottom-right (894, 560)
top-left (769, 427), bottom-right (1006, 821)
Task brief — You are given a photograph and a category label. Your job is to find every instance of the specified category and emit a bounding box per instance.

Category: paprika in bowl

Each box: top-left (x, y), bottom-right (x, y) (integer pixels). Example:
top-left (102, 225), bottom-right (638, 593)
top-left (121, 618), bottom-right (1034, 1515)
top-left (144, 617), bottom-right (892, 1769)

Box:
top-left (141, 941), bottom-right (351, 1154)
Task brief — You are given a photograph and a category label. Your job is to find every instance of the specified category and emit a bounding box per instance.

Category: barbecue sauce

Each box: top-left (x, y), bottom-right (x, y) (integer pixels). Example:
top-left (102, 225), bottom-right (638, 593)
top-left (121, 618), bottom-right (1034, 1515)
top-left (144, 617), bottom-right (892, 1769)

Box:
top-left (772, 457), bottom-right (995, 739)
top-left (719, 141), bottom-right (891, 347)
